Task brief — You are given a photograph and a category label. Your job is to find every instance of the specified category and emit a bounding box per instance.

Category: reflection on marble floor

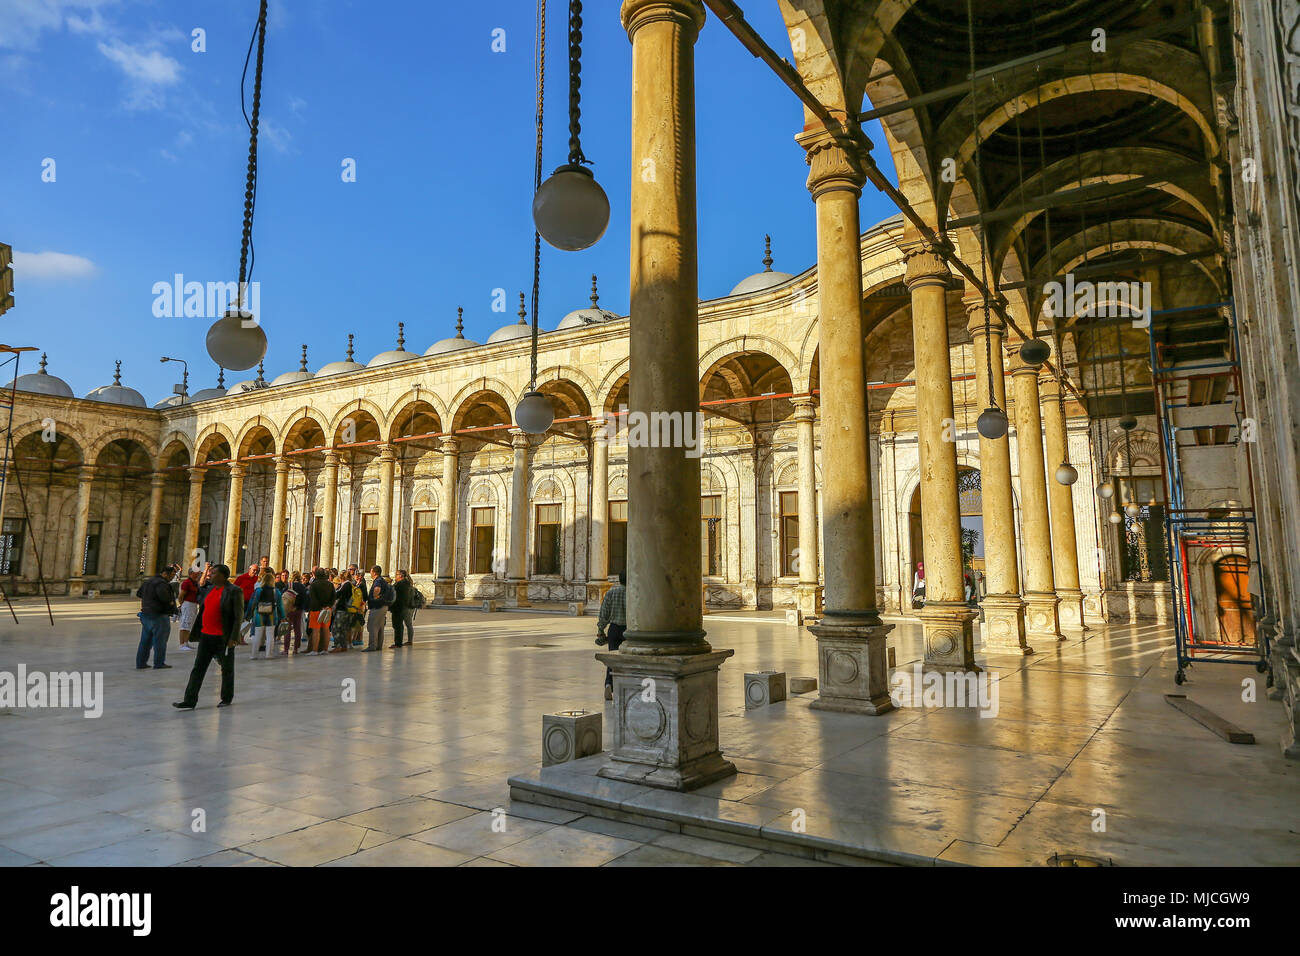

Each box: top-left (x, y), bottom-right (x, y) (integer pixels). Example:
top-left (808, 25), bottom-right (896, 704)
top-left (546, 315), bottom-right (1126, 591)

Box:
top-left (1, 598), bottom-right (1296, 866)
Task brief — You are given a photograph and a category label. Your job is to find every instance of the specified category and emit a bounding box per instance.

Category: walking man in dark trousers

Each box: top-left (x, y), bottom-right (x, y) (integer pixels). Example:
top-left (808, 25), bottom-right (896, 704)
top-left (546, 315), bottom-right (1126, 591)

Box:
top-left (596, 571), bottom-right (627, 701)
top-left (173, 564), bottom-right (244, 710)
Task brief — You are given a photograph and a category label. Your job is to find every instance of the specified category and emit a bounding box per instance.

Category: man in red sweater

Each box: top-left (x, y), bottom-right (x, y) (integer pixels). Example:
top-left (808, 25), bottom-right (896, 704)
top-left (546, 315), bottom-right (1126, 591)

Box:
top-left (232, 565), bottom-right (258, 644)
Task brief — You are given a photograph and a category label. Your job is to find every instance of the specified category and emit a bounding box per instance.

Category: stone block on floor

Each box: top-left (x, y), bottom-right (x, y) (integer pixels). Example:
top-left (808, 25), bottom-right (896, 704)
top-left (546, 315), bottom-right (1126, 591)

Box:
top-left (745, 671), bottom-right (788, 709)
top-left (542, 709), bottom-right (603, 767)
top-left (790, 676), bottom-right (818, 694)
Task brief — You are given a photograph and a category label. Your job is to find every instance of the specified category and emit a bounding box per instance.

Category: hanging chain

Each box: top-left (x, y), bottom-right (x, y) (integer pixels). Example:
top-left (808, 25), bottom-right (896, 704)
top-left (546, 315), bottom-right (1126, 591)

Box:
top-left (567, 0), bottom-right (588, 167)
top-left (529, 0), bottom-right (547, 391)
top-left (964, 0), bottom-right (998, 412)
top-left (237, 0), bottom-right (268, 309)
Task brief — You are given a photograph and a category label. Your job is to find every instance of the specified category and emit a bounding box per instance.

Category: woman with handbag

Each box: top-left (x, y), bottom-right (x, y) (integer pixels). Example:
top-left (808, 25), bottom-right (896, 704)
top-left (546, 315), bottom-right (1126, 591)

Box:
top-left (305, 568), bottom-right (335, 656)
top-left (245, 571), bottom-right (284, 660)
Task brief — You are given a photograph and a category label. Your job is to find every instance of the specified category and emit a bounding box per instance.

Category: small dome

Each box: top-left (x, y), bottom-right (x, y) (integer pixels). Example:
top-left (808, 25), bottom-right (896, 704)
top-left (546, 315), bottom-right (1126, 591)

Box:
top-left (729, 235), bottom-right (794, 296)
top-left (85, 361), bottom-right (147, 407)
top-left (368, 323), bottom-right (420, 367)
top-left (227, 361), bottom-right (269, 394)
top-left (556, 274), bottom-right (619, 330)
top-left (272, 345), bottom-right (315, 386)
top-left (154, 394), bottom-right (187, 408)
top-left (317, 335), bottom-right (365, 377)
top-left (426, 307), bottom-right (480, 356)
top-left (190, 386), bottom-right (227, 402)
top-left (488, 292), bottom-right (534, 343)
top-left (14, 353), bottom-right (74, 398)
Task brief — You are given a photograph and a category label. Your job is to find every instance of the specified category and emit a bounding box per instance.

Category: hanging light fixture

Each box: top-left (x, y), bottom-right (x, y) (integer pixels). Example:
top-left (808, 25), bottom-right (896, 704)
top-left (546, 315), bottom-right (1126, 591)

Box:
top-left (207, 0), bottom-right (269, 371)
top-left (532, 0), bottom-right (609, 251)
top-left (1097, 479), bottom-right (1114, 499)
top-left (516, 0), bottom-right (556, 434)
top-left (1107, 510), bottom-right (1124, 525)
top-left (1124, 500), bottom-right (1142, 518)
top-left (1055, 462), bottom-right (1078, 485)
top-left (1019, 337), bottom-right (1051, 367)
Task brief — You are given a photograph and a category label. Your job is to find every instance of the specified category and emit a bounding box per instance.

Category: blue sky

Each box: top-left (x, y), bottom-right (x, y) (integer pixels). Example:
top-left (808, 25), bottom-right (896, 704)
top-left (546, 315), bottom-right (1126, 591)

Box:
top-left (1, 0), bottom-right (898, 402)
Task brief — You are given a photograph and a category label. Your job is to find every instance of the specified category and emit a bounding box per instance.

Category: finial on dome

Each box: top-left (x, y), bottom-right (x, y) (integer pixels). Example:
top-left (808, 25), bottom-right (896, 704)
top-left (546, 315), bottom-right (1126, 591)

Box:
top-left (38, 352), bottom-right (48, 374)
top-left (346, 334), bottom-right (355, 362)
top-left (299, 345), bottom-right (308, 372)
top-left (518, 293), bottom-right (527, 325)
top-left (762, 235), bottom-right (773, 272)
top-left (217, 367), bottom-right (226, 388)
top-left (397, 322), bottom-right (405, 349)
top-left (112, 360), bottom-right (122, 386)
top-left (455, 307), bottom-right (465, 338)
top-left (255, 360), bottom-right (266, 384)
top-left (590, 274), bottom-right (600, 308)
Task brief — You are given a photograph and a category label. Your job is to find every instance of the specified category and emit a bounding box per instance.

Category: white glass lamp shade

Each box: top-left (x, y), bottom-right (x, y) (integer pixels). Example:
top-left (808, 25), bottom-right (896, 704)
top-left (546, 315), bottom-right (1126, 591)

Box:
top-left (976, 406), bottom-right (1008, 439)
top-left (206, 308), bottom-right (267, 371)
top-left (1124, 501), bottom-right (1142, 518)
top-left (515, 390), bottom-right (554, 434)
top-left (1055, 462), bottom-right (1079, 485)
top-left (1107, 511), bottom-right (1124, 524)
top-left (1097, 480), bottom-right (1114, 499)
top-left (533, 164), bottom-right (610, 252)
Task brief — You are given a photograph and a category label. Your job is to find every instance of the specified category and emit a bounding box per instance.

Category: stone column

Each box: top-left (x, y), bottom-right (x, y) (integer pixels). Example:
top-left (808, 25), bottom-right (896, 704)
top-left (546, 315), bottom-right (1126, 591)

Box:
top-left (269, 458), bottom-right (290, 571)
top-left (1040, 375), bottom-right (1085, 631)
top-left (376, 444), bottom-right (396, 573)
top-left (223, 463), bottom-right (245, 570)
top-left (792, 124), bottom-right (894, 713)
top-left (143, 473), bottom-right (166, 574)
top-left (597, 0), bottom-right (734, 791)
top-left (505, 430), bottom-right (531, 607)
top-left (183, 467), bottom-right (206, 570)
top-left (791, 397), bottom-right (822, 616)
top-left (320, 453), bottom-right (339, 571)
top-left (904, 243), bottom-right (978, 671)
top-left (965, 296), bottom-right (1031, 655)
top-left (433, 437), bottom-right (459, 604)
top-left (68, 465), bottom-right (95, 595)
top-left (587, 420), bottom-right (612, 605)
top-left (1009, 347), bottom-right (1063, 642)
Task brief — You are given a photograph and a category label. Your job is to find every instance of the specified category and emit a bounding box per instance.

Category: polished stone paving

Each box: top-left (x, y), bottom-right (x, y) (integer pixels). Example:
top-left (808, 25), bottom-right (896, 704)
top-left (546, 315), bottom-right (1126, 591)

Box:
top-left (1, 597), bottom-right (1296, 866)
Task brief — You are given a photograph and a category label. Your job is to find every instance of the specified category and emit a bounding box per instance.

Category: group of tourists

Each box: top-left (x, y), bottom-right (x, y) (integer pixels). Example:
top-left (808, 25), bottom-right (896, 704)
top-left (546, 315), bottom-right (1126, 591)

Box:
top-left (133, 557), bottom-right (424, 709)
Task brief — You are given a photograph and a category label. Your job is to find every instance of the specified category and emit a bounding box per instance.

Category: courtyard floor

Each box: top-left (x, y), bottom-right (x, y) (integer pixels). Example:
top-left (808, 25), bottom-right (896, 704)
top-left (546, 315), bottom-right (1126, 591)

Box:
top-left (0, 596), bottom-right (1296, 866)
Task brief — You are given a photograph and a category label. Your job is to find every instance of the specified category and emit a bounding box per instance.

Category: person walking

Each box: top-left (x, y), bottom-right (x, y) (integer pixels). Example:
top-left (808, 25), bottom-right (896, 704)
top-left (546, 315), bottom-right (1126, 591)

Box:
top-left (364, 565), bottom-right (393, 651)
top-left (136, 562), bottom-right (178, 670)
top-left (279, 572), bottom-right (303, 654)
top-left (245, 570), bottom-right (284, 660)
top-left (595, 571), bottom-right (627, 701)
top-left (176, 568), bottom-right (201, 651)
top-left (305, 568), bottom-right (335, 655)
top-left (173, 564), bottom-right (243, 710)
top-left (390, 570), bottom-right (415, 648)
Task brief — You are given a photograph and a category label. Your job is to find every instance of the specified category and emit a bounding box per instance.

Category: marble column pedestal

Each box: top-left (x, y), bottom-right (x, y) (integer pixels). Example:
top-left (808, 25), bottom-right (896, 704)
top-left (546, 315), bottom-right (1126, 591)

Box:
top-left (1056, 588), bottom-right (1086, 632)
top-left (796, 584), bottom-right (823, 618)
top-left (504, 581), bottom-right (530, 608)
top-left (67, 577), bottom-right (87, 598)
top-left (596, 648), bottom-right (736, 791)
top-left (1023, 591), bottom-right (1064, 643)
top-left (432, 580), bottom-right (458, 605)
top-left (586, 579), bottom-right (612, 608)
top-left (981, 593), bottom-right (1033, 656)
top-left (919, 602), bottom-right (980, 673)
top-left (808, 617), bottom-right (895, 715)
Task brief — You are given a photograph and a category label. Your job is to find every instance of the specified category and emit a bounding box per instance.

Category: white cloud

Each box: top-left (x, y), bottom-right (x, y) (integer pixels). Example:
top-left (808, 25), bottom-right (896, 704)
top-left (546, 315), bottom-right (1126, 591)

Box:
top-left (97, 38), bottom-right (178, 85)
top-left (2, 0), bottom-right (116, 51)
top-left (13, 250), bottom-right (98, 279)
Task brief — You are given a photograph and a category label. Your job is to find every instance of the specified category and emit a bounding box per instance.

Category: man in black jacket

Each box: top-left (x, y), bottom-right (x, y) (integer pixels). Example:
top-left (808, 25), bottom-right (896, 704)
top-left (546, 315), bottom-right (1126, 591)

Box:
top-left (136, 562), bottom-right (178, 670)
top-left (390, 570), bottom-right (414, 648)
top-left (173, 564), bottom-right (244, 710)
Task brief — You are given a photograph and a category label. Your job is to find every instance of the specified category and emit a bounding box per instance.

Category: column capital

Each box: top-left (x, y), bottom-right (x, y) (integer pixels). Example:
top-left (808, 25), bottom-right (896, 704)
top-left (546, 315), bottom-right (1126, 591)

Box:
top-left (377, 443), bottom-right (396, 463)
top-left (1039, 374), bottom-right (1065, 400)
top-left (796, 125), bottom-right (868, 200)
top-left (323, 451), bottom-right (340, 468)
top-left (77, 464), bottom-right (96, 482)
top-left (187, 465), bottom-right (207, 483)
top-left (228, 462), bottom-right (247, 480)
top-left (621, 0), bottom-right (705, 40)
top-left (150, 472), bottom-right (167, 489)
top-left (510, 430), bottom-right (531, 452)
top-left (274, 456), bottom-right (291, 474)
top-left (589, 417), bottom-right (611, 443)
top-left (901, 240), bottom-right (954, 290)
top-left (439, 436), bottom-right (459, 456)
top-left (791, 396), bottom-right (818, 421)
top-left (962, 292), bottom-right (1007, 337)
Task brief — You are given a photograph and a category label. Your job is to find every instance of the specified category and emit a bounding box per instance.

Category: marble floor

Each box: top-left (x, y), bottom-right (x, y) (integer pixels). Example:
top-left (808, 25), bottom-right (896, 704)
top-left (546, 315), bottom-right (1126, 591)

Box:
top-left (1, 596), bottom-right (1296, 866)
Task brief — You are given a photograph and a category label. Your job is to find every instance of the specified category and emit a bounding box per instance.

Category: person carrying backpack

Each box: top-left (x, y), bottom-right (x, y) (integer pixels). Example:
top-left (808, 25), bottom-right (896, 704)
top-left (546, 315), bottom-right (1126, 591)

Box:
top-left (245, 571), bottom-right (284, 660)
top-left (364, 565), bottom-right (393, 651)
